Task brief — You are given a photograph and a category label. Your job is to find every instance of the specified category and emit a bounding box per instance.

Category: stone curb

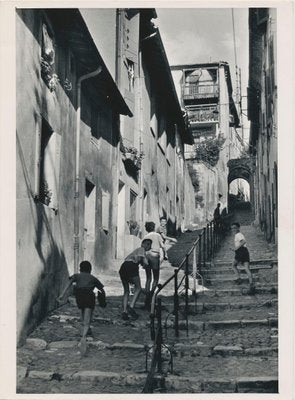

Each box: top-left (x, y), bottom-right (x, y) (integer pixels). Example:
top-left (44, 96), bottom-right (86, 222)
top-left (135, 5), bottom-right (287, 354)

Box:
top-left (201, 265), bottom-right (273, 274)
top-left (21, 338), bottom-right (278, 358)
top-left (25, 369), bottom-right (278, 393)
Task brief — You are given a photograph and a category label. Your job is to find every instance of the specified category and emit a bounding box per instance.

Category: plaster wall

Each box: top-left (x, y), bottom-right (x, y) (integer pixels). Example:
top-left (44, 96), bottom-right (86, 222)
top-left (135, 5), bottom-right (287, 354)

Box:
top-left (16, 9), bottom-right (120, 343)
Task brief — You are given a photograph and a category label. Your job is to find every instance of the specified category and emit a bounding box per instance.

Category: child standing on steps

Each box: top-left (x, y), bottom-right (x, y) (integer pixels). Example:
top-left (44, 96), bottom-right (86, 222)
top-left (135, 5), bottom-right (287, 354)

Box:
top-left (119, 239), bottom-right (152, 321)
top-left (57, 261), bottom-right (105, 355)
top-left (230, 222), bottom-right (255, 295)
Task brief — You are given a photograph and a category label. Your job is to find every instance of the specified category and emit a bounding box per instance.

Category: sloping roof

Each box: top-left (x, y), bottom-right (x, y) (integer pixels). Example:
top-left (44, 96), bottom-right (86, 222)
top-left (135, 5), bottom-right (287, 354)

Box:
top-left (45, 9), bottom-right (132, 116)
top-left (141, 13), bottom-right (193, 145)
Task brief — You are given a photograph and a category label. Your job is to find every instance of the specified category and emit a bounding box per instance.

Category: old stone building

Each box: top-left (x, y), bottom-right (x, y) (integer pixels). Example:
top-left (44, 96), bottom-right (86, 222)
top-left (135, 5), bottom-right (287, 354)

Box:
top-left (16, 8), bottom-right (195, 342)
top-left (16, 9), bottom-right (131, 342)
top-left (248, 8), bottom-right (277, 243)
top-left (171, 62), bottom-right (243, 226)
top-left (115, 9), bottom-right (195, 257)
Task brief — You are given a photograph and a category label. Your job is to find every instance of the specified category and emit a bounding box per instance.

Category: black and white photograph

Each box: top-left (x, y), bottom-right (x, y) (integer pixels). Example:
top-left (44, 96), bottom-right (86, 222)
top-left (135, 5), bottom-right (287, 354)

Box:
top-left (0, 1), bottom-right (294, 398)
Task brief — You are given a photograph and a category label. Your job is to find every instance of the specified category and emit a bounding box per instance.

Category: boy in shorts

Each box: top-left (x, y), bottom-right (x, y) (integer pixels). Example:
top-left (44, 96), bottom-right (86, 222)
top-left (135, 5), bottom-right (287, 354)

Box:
top-left (119, 239), bottom-right (152, 320)
top-left (231, 222), bottom-right (255, 294)
top-left (58, 261), bottom-right (105, 354)
top-left (157, 217), bottom-right (177, 260)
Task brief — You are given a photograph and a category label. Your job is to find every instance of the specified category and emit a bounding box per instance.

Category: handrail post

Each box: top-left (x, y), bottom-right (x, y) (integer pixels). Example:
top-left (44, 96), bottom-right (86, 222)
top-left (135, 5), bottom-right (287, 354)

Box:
top-left (207, 223), bottom-right (210, 260)
top-left (210, 221), bottom-right (214, 258)
top-left (173, 269), bottom-right (179, 338)
top-left (185, 255), bottom-right (189, 336)
top-left (198, 233), bottom-right (202, 270)
top-left (156, 297), bottom-right (162, 373)
top-left (203, 227), bottom-right (206, 267)
top-left (192, 245), bottom-right (197, 297)
top-left (214, 221), bottom-right (217, 252)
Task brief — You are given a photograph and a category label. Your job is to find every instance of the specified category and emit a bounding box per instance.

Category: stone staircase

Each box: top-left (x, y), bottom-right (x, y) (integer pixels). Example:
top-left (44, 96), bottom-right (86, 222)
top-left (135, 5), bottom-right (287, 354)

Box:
top-left (17, 214), bottom-right (278, 394)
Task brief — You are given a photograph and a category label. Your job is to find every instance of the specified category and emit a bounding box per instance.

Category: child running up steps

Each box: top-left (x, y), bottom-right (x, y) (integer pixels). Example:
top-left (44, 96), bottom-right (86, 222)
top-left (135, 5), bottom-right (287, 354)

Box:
top-left (58, 261), bottom-right (105, 355)
top-left (230, 222), bottom-right (255, 295)
top-left (119, 239), bottom-right (152, 320)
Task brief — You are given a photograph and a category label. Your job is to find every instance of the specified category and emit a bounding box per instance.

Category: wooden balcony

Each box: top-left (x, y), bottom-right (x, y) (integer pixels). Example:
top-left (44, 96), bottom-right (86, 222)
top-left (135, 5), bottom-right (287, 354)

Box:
top-left (187, 106), bottom-right (219, 125)
top-left (182, 84), bottom-right (219, 101)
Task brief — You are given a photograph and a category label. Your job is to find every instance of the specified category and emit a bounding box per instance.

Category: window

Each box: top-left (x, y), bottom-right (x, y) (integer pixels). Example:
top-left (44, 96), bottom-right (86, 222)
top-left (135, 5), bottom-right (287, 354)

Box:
top-left (127, 59), bottom-right (135, 92)
top-left (157, 115), bottom-right (167, 154)
top-left (37, 118), bottom-right (60, 209)
top-left (130, 190), bottom-right (137, 221)
top-left (84, 180), bottom-right (96, 240)
top-left (91, 103), bottom-right (99, 139)
top-left (101, 190), bottom-right (110, 232)
top-left (42, 22), bottom-right (55, 65)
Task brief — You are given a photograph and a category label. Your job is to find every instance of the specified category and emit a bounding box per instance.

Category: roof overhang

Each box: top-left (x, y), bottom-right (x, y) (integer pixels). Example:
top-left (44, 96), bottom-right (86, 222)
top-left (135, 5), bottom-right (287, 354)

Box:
top-left (45, 9), bottom-right (132, 117)
top-left (141, 25), bottom-right (193, 145)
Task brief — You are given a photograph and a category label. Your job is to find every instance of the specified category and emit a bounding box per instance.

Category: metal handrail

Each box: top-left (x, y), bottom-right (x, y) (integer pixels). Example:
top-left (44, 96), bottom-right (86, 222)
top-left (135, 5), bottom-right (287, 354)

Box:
top-left (150, 213), bottom-right (234, 332)
top-left (143, 214), bottom-right (233, 393)
top-left (150, 234), bottom-right (200, 317)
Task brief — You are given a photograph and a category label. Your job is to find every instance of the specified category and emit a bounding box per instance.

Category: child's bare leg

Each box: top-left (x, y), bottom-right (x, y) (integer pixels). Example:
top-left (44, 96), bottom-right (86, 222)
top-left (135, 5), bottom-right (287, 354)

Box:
top-left (130, 276), bottom-right (142, 309)
top-left (82, 308), bottom-right (92, 339)
top-left (145, 268), bottom-right (151, 293)
top-left (151, 269), bottom-right (160, 293)
top-left (243, 262), bottom-right (253, 286)
top-left (122, 280), bottom-right (129, 313)
top-left (232, 260), bottom-right (241, 279)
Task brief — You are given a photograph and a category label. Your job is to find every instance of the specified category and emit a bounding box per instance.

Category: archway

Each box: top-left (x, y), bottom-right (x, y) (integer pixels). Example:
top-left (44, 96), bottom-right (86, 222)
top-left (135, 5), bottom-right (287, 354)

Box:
top-left (227, 157), bottom-right (255, 213)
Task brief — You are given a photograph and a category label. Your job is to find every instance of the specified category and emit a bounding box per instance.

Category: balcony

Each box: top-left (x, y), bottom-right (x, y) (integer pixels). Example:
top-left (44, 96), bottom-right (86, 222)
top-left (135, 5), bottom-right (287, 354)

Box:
top-left (182, 84), bottom-right (219, 101)
top-left (187, 106), bottom-right (219, 125)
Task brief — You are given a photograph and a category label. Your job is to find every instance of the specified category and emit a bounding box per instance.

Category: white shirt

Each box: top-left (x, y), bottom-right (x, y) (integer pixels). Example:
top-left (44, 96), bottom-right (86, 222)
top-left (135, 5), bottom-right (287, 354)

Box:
top-left (234, 232), bottom-right (246, 250)
top-left (143, 232), bottom-right (164, 253)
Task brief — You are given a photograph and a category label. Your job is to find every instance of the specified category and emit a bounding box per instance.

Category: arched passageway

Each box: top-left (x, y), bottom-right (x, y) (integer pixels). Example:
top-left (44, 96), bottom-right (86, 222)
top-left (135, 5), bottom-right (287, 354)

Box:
top-left (227, 157), bottom-right (255, 215)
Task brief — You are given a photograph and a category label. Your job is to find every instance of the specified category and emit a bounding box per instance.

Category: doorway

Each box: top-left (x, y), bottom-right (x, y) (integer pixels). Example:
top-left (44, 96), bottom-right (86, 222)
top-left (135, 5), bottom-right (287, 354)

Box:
top-left (84, 179), bottom-right (96, 263)
top-left (116, 180), bottom-right (126, 259)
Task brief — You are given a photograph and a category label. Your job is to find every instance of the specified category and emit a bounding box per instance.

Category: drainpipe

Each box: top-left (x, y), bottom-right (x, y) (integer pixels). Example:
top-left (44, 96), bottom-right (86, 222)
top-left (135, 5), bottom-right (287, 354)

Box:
top-left (74, 66), bottom-right (102, 273)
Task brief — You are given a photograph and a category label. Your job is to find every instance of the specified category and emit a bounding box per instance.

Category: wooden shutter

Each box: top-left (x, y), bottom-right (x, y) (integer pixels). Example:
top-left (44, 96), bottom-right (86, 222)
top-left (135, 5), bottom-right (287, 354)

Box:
top-left (124, 12), bottom-right (139, 63)
top-left (101, 191), bottom-right (110, 231)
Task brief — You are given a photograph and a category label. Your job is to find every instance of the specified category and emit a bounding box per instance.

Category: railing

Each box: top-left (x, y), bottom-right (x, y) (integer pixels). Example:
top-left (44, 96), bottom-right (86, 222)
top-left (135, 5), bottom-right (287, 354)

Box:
top-left (187, 105), bottom-right (219, 124)
top-left (142, 214), bottom-right (233, 393)
top-left (182, 84), bottom-right (219, 100)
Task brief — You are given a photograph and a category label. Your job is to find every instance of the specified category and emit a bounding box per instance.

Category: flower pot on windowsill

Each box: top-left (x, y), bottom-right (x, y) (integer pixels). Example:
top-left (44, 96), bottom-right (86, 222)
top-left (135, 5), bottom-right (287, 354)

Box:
top-left (125, 152), bottom-right (133, 160)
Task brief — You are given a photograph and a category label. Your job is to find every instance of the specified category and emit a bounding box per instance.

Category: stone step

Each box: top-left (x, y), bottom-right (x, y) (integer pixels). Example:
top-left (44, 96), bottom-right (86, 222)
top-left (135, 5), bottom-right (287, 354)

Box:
top-left (198, 285), bottom-right (277, 296)
top-left (208, 259), bottom-right (277, 267)
top-left (22, 339), bottom-right (278, 358)
top-left (201, 265), bottom-right (274, 275)
top-left (18, 365), bottom-right (278, 394)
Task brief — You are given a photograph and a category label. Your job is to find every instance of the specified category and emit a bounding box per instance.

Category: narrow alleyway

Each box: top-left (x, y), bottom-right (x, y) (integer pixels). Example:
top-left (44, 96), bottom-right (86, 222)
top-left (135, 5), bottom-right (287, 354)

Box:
top-left (17, 210), bottom-right (278, 394)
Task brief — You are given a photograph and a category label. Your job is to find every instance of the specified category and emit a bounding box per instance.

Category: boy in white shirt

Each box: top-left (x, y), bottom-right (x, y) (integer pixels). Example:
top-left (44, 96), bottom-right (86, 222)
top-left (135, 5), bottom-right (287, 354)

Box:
top-left (231, 222), bottom-right (255, 294)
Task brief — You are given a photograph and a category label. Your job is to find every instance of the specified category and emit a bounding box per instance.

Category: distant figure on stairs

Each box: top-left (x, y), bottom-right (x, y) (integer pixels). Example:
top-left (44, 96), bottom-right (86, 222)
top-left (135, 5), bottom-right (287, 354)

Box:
top-left (157, 216), bottom-right (177, 261)
top-left (230, 222), bottom-right (255, 295)
top-left (213, 203), bottom-right (222, 232)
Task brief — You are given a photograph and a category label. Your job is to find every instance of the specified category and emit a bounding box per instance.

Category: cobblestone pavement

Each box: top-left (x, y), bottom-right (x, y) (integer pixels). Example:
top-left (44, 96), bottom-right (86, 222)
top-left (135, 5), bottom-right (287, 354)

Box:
top-left (17, 211), bottom-right (278, 394)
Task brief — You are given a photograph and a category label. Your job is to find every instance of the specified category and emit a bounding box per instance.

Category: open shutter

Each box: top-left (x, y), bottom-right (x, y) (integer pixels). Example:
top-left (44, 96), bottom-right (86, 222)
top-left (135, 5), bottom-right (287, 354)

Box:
top-left (51, 133), bottom-right (61, 210)
top-left (123, 12), bottom-right (139, 63)
top-left (101, 191), bottom-right (110, 232)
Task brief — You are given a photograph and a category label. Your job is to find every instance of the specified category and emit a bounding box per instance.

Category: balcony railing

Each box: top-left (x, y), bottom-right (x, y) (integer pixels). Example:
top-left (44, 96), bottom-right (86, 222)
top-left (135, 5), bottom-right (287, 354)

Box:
top-left (183, 84), bottom-right (219, 100)
top-left (187, 106), bottom-right (219, 124)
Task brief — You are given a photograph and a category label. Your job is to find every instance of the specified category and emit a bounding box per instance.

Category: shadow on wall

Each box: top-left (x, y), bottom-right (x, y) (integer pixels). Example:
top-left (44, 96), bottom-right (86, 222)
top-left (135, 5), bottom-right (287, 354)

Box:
top-left (17, 131), bottom-right (69, 345)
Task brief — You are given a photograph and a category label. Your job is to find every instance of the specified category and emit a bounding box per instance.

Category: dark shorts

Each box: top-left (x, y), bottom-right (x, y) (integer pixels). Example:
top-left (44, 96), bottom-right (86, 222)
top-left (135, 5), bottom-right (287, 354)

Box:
top-left (74, 288), bottom-right (95, 310)
top-left (119, 261), bottom-right (139, 283)
top-left (146, 251), bottom-right (160, 271)
top-left (235, 247), bottom-right (250, 263)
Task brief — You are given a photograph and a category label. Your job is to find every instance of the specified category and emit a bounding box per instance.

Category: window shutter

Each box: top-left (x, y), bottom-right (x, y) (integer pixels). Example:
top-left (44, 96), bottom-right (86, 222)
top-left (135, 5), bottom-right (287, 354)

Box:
top-left (124, 12), bottom-right (139, 63)
top-left (51, 133), bottom-right (61, 210)
top-left (101, 191), bottom-right (110, 231)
